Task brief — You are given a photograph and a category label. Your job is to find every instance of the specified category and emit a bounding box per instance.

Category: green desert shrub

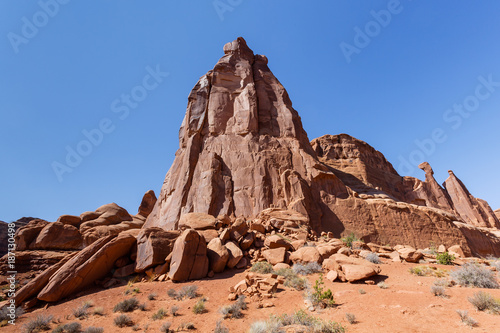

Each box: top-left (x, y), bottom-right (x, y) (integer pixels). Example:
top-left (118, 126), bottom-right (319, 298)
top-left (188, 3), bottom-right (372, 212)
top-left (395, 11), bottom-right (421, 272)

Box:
top-left (51, 322), bottom-right (81, 333)
top-left (307, 275), bottom-right (335, 308)
top-left (152, 308), bottom-right (167, 320)
top-left (436, 252), bottom-right (455, 265)
top-left (341, 232), bottom-right (359, 248)
top-left (83, 327), bottom-right (103, 333)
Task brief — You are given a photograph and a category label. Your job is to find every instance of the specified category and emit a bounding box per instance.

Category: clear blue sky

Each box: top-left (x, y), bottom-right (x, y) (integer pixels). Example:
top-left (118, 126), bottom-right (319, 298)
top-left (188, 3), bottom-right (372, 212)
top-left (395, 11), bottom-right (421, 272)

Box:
top-left (1, 1), bottom-right (499, 222)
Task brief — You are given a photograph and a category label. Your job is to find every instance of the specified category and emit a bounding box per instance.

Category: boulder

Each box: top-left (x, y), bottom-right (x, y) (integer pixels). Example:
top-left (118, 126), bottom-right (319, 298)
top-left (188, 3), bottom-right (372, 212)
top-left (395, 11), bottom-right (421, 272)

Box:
top-left (168, 229), bottom-right (209, 281)
top-left (316, 244), bottom-right (341, 259)
top-left (225, 241), bottom-right (243, 268)
top-left (264, 235), bottom-right (293, 250)
top-left (230, 218), bottom-right (249, 242)
top-left (342, 264), bottom-right (379, 282)
top-left (199, 229), bottom-right (219, 243)
top-left (178, 212), bottom-right (217, 230)
top-left (326, 270), bottom-right (338, 282)
top-left (289, 247), bottom-right (322, 264)
top-left (273, 263), bottom-right (290, 271)
top-left (396, 247), bottom-right (423, 263)
top-left (79, 203), bottom-right (133, 234)
top-left (137, 190), bottom-right (157, 217)
top-left (56, 215), bottom-right (81, 227)
top-left (448, 244), bottom-right (465, 258)
top-left (262, 247), bottom-right (287, 265)
top-left (30, 222), bottom-right (83, 250)
top-left (240, 232), bottom-right (255, 250)
top-left (207, 238), bottom-right (229, 273)
top-left (14, 219), bottom-right (49, 250)
top-left (135, 228), bottom-right (180, 272)
top-left (38, 230), bottom-right (139, 302)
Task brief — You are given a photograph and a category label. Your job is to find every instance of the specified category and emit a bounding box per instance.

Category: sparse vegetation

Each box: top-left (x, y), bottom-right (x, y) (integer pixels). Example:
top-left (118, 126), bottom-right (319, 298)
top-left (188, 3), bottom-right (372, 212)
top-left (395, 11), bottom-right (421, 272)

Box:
top-left (52, 322), bottom-right (81, 333)
top-left (468, 291), bottom-right (500, 314)
top-left (409, 265), bottom-right (448, 277)
top-left (214, 320), bottom-right (229, 333)
top-left (193, 299), bottom-right (206, 314)
top-left (83, 327), bottom-right (103, 333)
top-left (178, 322), bottom-right (195, 330)
top-left (456, 310), bottom-right (477, 328)
top-left (451, 262), bottom-right (499, 289)
top-left (160, 322), bottom-right (172, 333)
top-left (263, 310), bottom-right (345, 333)
top-left (365, 252), bottom-right (381, 264)
top-left (113, 297), bottom-right (139, 313)
top-left (436, 252), bottom-right (455, 265)
top-left (341, 232), bottom-right (359, 248)
top-left (430, 285), bottom-right (447, 297)
top-left (73, 302), bottom-right (92, 319)
top-left (23, 314), bottom-right (53, 333)
top-left (292, 262), bottom-right (322, 275)
top-left (358, 289), bottom-right (366, 294)
top-left (114, 314), bottom-right (134, 327)
top-left (307, 275), bottom-right (335, 308)
top-left (275, 267), bottom-right (307, 290)
top-left (0, 306), bottom-right (23, 326)
top-left (139, 303), bottom-right (147, 311)
top-left (168, 285), bottom-right (199, 300)
top-left (92, 307), bottom-right (104, 316)
top-left (152, 308), bottom-right (167, 320)
top-left (377, 281), bottom-right (389, 289)
top-left (345, 313), bottom-right (356, 324)
top-left (220, 295), bottom-right (247, 319)
top-left (148, 292), bottom-right (158, 300)
top-left (250, 261), bottom-right (274, 274)
top-left (170, 305), bottom-right (179, 316)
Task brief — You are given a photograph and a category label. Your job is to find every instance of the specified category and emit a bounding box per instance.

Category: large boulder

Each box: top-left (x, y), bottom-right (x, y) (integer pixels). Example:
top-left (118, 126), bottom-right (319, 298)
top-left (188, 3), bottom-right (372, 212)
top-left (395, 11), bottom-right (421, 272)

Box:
top-left (262, 247), bottom-right (287, 265)
top-left (329, 253), bottom-right (381, 282)
top-left (289, 247), bottom-right (322, 264)
top-left (14, 219), bottom-right (49, 250)
top-left (37, 230), bottom-right (138, 302)
top-left (56, 215), bottom-right (82, 227)
top-left (178, 213), bottom-right (217, 230)
top-left (79, 203), bottom-right (133, 234)
top-left (264, 235), bottom-right (293, 251)
top-left (225, 241), bottom-right (243, 268)
top-left (168, 229), bottom-right (209, 281)
top-left (135, 228), bottom-right (180, 272)
top-left (396, 246), bottom-right (423, 263)
top-left (30, 222), bottom-right (83, 250)
top-left (207, 238), bottom-right (229, 273)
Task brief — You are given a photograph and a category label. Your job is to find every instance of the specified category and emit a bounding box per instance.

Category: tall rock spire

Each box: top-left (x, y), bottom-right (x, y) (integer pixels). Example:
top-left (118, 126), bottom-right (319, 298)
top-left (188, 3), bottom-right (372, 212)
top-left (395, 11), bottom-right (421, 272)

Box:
top-left (145, 37), bottom-right (344, 231)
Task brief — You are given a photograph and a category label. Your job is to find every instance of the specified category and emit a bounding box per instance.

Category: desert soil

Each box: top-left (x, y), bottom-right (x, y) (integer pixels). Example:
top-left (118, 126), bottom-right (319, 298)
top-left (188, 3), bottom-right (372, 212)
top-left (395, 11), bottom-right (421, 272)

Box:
top-left (4, 261), bottom-right (500, 333)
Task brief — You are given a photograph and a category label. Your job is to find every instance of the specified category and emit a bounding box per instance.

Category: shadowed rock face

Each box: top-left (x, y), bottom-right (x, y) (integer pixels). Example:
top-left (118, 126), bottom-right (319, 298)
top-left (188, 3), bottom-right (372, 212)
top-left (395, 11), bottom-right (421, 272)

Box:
top-left (143, 37), bottom-right (499, 257)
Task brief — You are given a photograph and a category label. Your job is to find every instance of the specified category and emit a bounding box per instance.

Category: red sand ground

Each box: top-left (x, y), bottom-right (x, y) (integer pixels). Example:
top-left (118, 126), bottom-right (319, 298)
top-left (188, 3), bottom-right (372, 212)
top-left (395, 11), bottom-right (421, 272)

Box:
top-left (4, 261), bottom-right (500, 333)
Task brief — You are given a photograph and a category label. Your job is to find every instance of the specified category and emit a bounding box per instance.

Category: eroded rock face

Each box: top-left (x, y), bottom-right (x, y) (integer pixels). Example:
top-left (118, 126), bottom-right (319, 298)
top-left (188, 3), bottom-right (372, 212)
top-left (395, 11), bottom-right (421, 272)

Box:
top-left (15, 219), bottom-right (50, 251)
top-left (144, 37), bottom-right (347, 233)
top-left (444, 171), bottom-right (500, 229)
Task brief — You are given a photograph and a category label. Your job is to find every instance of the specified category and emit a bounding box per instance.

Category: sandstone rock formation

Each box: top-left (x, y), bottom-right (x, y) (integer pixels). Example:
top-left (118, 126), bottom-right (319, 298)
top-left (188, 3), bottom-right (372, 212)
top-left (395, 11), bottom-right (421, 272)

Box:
top-left (38, 230), bottom-right (139, 302)
top-left (444, 171), bottom-right (500, 229)
top-left (141, 37), bottom-right (499, 258)
top-left (168, 229), bottom-right (209, 281)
